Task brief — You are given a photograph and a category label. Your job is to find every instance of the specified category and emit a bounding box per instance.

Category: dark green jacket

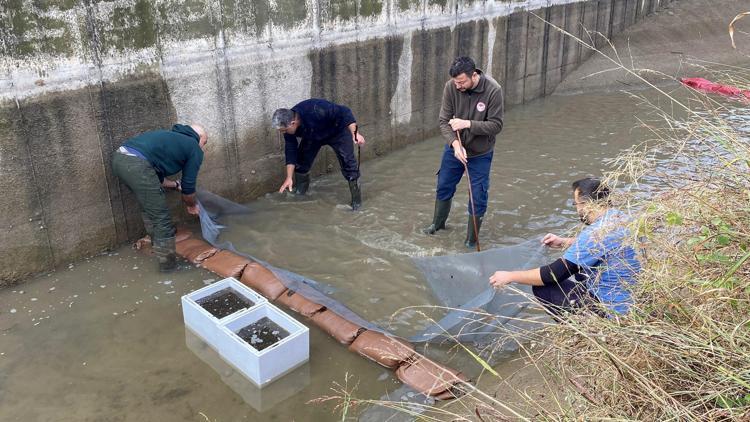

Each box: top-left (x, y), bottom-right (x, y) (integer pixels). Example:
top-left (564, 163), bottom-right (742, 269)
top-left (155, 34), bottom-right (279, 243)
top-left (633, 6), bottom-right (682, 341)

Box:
top-left (123, 124), bottom-right (203, 194)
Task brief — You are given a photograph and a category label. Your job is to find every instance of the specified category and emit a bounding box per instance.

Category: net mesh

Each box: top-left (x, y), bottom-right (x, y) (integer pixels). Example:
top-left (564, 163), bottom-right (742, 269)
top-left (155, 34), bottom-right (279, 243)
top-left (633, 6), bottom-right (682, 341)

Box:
top-left (196, 190), bottom-right (554, 344)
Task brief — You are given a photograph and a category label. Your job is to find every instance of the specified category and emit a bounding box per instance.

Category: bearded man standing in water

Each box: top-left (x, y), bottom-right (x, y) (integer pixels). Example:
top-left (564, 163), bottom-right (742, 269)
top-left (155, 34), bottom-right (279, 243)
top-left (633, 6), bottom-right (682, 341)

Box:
top-left (423, 56), bottom-right (505, 248)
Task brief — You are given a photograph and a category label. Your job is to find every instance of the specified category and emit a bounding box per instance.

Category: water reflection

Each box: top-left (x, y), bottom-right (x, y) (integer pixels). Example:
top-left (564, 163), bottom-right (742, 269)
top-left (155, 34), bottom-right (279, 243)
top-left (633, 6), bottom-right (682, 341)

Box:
top-left (184, 328), bottom-right (310, 413)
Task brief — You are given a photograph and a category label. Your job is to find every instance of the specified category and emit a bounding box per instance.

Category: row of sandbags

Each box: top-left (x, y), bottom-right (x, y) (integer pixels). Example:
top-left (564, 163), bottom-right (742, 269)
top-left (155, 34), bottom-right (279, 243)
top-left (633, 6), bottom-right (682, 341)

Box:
top-left (144, 232), bottom-right (471, 400)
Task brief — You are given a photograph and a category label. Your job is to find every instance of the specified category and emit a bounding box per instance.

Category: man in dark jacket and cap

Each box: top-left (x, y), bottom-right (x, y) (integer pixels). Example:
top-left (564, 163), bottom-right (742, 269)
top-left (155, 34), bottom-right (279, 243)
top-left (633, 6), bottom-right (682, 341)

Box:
top-left (272, 98), bottom-right (366, 210)
top-left (112, 124), bottom-right (208, 272)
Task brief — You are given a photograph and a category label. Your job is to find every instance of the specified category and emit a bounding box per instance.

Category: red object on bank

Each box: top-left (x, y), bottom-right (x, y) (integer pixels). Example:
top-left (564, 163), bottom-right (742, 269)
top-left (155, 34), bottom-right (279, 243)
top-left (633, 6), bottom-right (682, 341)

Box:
top-left (680, 77), bottom-right (750, 101)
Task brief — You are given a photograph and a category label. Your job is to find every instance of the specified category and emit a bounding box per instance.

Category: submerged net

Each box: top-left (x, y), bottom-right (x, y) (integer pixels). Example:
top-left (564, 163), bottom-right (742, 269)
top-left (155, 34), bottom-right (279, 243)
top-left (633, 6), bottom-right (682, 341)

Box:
top-left (196, 190), bottom-right (380, 331)
top-left (410, 241), bottom-right (555, 345)
top-left (195, 190), bottom-right (554, 344)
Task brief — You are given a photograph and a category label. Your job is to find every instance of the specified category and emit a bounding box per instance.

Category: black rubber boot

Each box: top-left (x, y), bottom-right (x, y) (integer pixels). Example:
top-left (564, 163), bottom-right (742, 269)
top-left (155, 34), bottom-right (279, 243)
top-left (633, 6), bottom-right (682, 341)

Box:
top-left (293, 172), bottom-right (310, 195)
top-left (464, 215), bottom-right (484, 249)
top-left (423, 199), bottom-right (452, 234)
top-left (153, 236), bottom-right (177, 273)
top-left (348, 179), bottom-right (362, 210)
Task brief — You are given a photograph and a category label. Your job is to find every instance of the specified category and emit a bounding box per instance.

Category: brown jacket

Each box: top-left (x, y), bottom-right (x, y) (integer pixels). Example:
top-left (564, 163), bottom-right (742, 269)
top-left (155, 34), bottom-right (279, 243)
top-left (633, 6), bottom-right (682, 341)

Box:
top-left (438, 70), bottom-right (504, 157)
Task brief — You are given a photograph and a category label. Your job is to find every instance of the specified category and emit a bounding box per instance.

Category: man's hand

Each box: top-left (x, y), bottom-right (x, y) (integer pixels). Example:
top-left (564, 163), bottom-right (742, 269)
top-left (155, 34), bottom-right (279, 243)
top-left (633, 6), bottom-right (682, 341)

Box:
top-left (279, 177), bottom-right (294, 193)
top-left (449, 118), bottom-right (471, 131)
top-left (353, 132), bottom-right (366, 145)
top-left (451, 139), bottom-right (467, 164)
top-left (542, 233), bottom-right (569, 248)
top-left (489, 271), bottom-right (514, 289)
top-left (162, 179), bottom-right (181, 191)
top-left (186, 203), bottom-right (200, 216)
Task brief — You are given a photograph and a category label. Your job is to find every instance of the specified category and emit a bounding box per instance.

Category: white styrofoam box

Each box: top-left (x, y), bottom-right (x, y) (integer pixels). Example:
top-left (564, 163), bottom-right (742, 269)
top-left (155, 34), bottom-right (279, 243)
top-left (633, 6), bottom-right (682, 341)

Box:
top-left (181, 277), bottom-right (267, 347)
top-left (219, 302), bottom-right (310, 387)
top-left (184, 328), bottom-right (310, 412)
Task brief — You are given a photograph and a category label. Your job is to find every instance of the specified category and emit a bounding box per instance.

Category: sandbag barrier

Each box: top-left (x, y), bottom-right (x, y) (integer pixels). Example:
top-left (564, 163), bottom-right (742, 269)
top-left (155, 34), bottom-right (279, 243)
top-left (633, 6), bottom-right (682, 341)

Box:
top-left (161, 234), bottom-right (470, 400)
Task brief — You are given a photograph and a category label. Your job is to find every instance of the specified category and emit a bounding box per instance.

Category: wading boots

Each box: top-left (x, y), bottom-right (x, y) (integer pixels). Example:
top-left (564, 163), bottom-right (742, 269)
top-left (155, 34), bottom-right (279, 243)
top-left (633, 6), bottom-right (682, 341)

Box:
top-left (153, 236), bottom-right (177, 272)
top-left (349, 179), bottom-right (362, 210)
top-left (464, 215), bottom-right (484, 249)
top-left (293, 172), bottom-right (310, 195)
top-left (423, 199), bottom-right (452, 234)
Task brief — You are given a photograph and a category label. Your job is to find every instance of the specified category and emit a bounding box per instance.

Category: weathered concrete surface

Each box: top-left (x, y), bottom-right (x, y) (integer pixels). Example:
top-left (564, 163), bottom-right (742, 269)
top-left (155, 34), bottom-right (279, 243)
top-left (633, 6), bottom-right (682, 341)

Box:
top-left (554, 0), bottom-right (750, 93)
top-left (0, 0), bottom-right (679, 285)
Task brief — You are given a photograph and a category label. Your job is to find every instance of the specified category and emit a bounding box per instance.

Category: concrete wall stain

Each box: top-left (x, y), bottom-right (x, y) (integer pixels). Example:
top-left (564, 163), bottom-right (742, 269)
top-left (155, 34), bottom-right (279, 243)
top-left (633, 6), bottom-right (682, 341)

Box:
top-left (397, 0), bottom-right (421, 12)
top-left (360, 0), bottom-right (384, 17)
top-left (428, 0), bottom-right (449, 10)
top-left (3, 0), bottom-right (76, 57)
top-left (270, 0), bottom-right (307, 29)
top-left (330, 0), bottom-right (358, 21)
top-left (107, 0), bottom-right (158, 52)
top-left (220, 0), bottom-right (270, 38)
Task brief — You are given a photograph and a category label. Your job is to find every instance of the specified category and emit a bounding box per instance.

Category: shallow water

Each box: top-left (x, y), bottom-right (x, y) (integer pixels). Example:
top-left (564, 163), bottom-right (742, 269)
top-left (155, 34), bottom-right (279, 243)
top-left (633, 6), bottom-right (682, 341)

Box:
top-left (0, 90), bottom-right (674, 421)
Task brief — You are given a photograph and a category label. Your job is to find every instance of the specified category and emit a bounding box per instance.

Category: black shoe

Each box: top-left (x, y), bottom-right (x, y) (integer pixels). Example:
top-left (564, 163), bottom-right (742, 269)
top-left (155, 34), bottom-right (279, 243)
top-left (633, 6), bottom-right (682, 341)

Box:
top-left (423, 199), bottom-right (452, 235)
top-left (293, 172), bottom-right (310, 195)
top-left (464, 215), bottom-right (484, 249)
top-left (153, 236), bottom-right (177, 272)
top-left (348, 179), bottom-right (362, 210)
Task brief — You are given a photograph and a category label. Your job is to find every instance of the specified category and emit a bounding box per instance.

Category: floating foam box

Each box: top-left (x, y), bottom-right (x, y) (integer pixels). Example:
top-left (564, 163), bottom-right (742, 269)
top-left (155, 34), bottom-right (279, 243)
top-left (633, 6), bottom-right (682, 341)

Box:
top-left (219, 303), bottom-right (309, 387)
top-left (181, 277), bottom-right (309, 387)
top-left (181, 277), bottom-right (268, 349)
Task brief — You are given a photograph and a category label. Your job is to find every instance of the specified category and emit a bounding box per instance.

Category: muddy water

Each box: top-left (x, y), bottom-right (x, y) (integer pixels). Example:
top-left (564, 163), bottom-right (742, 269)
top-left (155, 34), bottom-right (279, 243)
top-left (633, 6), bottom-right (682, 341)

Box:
top-left (0, 91), bottom-right (660, 421)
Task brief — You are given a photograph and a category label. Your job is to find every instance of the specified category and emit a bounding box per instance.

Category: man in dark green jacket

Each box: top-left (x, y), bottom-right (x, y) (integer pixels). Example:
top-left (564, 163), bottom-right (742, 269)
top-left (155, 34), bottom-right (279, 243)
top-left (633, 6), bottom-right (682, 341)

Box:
top-left (424, 56), bottom-right (504, 248)
top-left (112, 124), bottom-right (208, 272)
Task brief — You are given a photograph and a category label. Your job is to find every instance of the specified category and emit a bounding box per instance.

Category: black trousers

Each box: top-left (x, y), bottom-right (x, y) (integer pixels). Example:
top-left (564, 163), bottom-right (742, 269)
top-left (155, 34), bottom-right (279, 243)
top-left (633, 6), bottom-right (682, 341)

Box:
top-left (294, 130), bottom-right (359, 181)
top-left (532, 277), bottom-right (599, 317)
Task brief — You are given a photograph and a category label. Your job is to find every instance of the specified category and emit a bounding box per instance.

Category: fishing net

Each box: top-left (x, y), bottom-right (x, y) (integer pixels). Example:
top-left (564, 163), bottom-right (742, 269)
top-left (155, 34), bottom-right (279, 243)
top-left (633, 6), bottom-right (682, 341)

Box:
top-left (409, 240), bottom-right (555, 345)
top-left (196, 189), bottom-right (383, 332)
top-left (196, 190), bottom-right (555, 344)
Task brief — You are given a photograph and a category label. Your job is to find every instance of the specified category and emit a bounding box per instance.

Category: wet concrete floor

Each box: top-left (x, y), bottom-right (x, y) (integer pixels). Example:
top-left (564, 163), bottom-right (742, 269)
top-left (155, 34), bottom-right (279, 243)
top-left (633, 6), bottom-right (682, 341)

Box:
top-left (0, 90), bottom-right (669, 421)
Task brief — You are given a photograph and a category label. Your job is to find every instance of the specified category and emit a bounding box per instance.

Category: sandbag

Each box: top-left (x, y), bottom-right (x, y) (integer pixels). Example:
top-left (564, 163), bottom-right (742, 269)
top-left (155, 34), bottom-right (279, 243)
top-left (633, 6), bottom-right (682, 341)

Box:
top-left (395, 356), bottom-right (469, 398)
top-left (240, 263), bottom-right (288, 300)
top-left (200, 250), bottom-right (251, 278)
top-left (348, 330), bottom-right (416, 369)
top-left (276, 290), bottom-right (325, 317)
top-left (310, 309), bottom-right (364, 345)
top-left (176, 238), bottom-right (219, 264)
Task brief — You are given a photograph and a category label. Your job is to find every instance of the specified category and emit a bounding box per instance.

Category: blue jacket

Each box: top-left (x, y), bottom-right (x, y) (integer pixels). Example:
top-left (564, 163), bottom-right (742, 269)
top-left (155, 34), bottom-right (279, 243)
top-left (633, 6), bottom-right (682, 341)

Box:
top-left (123, 124), bottom-right (203, 195)
top-left (284, 99), bottom-right (356, 165)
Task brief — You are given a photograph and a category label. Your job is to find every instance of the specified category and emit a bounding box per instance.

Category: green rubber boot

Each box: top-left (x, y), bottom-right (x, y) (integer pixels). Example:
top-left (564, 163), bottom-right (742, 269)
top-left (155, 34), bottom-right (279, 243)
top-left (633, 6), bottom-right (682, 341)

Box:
top-left (464, 215), bottom-right (484, 249)
top-left (293, 172), bottom-right (310, 195)
top-left (423, 199), bottom-right (452, 235)
top-left (153, 236), bottom-right (177, 273)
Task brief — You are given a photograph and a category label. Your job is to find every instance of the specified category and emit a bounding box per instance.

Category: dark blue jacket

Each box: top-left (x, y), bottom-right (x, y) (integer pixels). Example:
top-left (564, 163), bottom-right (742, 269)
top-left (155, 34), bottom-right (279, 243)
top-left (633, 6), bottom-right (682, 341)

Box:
top-left (123, 124), bottom-right (203, 195)
top-left (284, 99), bottom-right (356, 165)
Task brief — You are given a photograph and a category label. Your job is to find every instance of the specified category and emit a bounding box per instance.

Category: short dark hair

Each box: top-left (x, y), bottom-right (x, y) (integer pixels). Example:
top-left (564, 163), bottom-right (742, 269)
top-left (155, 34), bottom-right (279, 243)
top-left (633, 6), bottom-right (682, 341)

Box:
top-left (449, 56), bottom-right (476, 78)
top-left (272, 108), bottom-right (295, 129)
top-left (572, 178), bottom-right (610, 203)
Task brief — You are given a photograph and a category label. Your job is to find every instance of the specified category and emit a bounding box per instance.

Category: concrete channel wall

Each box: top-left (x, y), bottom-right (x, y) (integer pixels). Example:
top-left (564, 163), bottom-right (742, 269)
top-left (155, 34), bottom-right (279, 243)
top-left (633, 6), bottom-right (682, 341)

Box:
top-left (0, 0), bottom-right (676, 285)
